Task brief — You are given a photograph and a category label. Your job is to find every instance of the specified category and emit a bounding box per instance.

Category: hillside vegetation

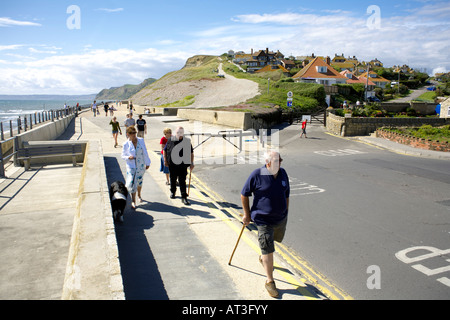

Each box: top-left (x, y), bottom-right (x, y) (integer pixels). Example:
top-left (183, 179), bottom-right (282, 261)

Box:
top-left (131, 55), bottom-right (221, 106)
top-left (96, 78), bottom-right (156, 100)
top-left (128, 55), bottom-right (327, 114)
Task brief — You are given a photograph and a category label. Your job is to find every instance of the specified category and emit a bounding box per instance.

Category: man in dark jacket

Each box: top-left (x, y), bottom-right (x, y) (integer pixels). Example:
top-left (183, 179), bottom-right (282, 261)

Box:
top-left (164, 126), bottom-right (194, 205)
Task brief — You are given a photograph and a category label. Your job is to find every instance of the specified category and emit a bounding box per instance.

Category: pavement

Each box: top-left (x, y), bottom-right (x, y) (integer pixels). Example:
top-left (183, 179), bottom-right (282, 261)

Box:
top-left (0, 104), bottom-right (448, 301)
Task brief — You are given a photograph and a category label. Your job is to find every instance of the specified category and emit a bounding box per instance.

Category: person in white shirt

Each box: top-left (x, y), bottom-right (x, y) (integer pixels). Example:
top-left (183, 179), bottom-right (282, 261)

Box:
top-left (121, 126), bottom-right (151, 210)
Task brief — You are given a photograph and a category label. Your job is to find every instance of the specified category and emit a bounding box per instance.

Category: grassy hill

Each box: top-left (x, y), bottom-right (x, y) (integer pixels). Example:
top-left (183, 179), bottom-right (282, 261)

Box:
top-left (129, 55), bottom-right (326, 114)
top-left (95, 78), bottom-right (157, 100)
top-left (130, 55), bottom-right (221, 106)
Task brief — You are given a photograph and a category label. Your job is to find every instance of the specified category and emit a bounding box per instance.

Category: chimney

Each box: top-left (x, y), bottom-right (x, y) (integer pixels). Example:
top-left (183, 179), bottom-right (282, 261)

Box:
top-left (251, 48), bottom-right (253, 55)
top-left (266, 48), bottom-right (269, 55)
top-left (312, 53), bottom-right (315, 58)
top-left (326, 56), bottom-right (331, 65)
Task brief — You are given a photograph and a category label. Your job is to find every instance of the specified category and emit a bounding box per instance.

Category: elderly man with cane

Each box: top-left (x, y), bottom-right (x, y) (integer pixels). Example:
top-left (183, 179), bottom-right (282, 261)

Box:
top-left (240, 150), bottom-right (290, 298)
top-left (164, 126), bottom-right (194, 205)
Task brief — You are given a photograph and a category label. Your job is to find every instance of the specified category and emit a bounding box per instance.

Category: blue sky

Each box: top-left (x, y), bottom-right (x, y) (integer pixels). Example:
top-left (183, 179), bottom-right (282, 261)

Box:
top-left (1, 0), bottom-right (449, 94)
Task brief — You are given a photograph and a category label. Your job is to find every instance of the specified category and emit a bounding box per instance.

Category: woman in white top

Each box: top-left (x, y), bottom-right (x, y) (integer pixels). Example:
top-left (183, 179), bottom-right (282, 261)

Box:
top-left (121, 126), bottom-right (151, 209)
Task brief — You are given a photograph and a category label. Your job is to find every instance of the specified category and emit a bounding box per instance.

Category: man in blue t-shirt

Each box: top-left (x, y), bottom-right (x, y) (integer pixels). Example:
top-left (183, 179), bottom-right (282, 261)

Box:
top-left (241, 150), bottom-right (290, 298)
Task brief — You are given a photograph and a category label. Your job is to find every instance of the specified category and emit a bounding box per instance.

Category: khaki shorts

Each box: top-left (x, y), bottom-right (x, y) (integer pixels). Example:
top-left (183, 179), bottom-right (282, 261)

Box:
top-left (257, 217), bottom-right (287, 255)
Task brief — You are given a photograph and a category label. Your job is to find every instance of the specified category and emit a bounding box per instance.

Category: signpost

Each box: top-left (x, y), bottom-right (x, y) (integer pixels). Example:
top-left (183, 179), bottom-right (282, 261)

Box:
top-left (287, 91), bottom-right (293, 108)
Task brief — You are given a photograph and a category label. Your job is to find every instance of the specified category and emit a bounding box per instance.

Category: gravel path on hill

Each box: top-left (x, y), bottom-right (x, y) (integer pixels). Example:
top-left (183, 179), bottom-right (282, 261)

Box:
top-left (189, 63), bottom-right (260, 108)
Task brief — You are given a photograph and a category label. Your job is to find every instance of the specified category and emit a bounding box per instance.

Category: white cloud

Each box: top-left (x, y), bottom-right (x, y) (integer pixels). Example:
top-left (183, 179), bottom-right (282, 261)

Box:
top-left (0, 48), bottom-right (190, 95)
top-left (0, 17), bottom-right (42, 27)
top-left (224, 3), bottom-right (450, 74)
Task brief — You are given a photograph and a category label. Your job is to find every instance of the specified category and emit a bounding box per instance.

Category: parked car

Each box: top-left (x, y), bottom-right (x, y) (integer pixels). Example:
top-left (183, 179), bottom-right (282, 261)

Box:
top-left (368, 96), bottom-right (381, 102)
top-left (427, 86), bottom-right (436, 91)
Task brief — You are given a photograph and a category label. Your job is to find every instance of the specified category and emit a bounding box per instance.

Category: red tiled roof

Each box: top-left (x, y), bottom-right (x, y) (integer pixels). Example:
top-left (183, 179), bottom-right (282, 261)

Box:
top-left (292, 57), bottom-right (347, 80)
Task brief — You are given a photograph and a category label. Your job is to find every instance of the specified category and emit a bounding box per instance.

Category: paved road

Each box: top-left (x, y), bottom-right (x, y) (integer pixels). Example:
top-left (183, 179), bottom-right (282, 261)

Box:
top-left (194, 122), bottom-right (450, 299)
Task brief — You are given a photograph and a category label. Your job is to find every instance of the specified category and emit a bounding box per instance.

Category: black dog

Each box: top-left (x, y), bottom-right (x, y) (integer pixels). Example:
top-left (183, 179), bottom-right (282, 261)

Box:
top-left (109, 181), bottom-right (128, 223)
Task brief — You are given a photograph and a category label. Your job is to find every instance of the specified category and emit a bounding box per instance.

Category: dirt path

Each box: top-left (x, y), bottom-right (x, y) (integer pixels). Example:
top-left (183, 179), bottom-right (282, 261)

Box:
top-left (190, 63), bottom-right (260, 108)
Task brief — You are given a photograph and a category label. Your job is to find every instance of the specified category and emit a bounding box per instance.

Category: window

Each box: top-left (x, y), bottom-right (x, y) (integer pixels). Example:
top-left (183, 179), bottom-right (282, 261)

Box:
top-left (316, 66), bottom-right (327, 73)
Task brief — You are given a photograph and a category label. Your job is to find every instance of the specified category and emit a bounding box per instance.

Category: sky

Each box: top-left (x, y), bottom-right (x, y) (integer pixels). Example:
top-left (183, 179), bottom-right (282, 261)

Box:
top-left (0, 0), bottom-right (449, 95)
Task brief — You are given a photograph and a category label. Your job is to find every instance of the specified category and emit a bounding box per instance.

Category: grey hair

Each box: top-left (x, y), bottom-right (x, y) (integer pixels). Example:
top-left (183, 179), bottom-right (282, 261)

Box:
top-left (264, 149), bottom-right (280, 163)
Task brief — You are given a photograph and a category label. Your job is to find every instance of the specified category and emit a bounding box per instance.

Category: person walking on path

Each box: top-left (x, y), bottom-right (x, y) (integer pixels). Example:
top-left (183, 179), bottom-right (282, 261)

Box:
top-left (241, 150), bottom-right (290, 298)
top-left (122, 126), bottom-right (151, 210)
top-left (160, 128), bottom-right (172, 185)
top-left (300, 119), bottom-right (307, 138)
top-left (109, 116), bottom-right (122, 148)
top-left (136, 114), bottom-right (147, 138)
top-left (164, 126), bottom-right (194, 205)
top-left (124, 113), bottom-right (135, 137)
top-left (92, 100), bottom-right (97, 117)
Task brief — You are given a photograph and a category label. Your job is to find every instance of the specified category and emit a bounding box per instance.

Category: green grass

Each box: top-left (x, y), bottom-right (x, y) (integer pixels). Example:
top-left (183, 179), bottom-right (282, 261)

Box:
top-left (414, 91), bottom-right (437, 102)
top-left (159, 95), bottom-right (196, 108)
top-left (222, 61), bottom-right (326, 112)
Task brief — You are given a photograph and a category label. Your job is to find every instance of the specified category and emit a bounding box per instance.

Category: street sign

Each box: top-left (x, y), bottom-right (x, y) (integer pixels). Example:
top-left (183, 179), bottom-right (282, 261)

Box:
top-left (287, 100), bottom-right (293, 107)
top-left (287, 91), bottom-right (293, 98)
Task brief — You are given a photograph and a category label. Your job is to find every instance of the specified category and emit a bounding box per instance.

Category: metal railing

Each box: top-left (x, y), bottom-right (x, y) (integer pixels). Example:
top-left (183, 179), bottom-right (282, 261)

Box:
top-left (0, 104), bottom-right (90, 141)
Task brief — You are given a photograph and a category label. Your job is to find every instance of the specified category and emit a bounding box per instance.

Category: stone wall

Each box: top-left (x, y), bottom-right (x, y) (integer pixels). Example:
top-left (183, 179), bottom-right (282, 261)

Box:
top-left (376, 128), bottom-right (450, 152)
top-left (326, 111), bottom-right (450, 136)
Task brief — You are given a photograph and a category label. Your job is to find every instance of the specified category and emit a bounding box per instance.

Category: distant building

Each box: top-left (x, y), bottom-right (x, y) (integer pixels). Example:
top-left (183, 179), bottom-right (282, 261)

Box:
top-left (292, 57), bottom-right (347, 85)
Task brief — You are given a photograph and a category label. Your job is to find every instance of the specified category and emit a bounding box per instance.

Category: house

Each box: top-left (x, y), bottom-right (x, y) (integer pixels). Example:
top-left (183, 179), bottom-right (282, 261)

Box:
top-left (340, 70), bottom-right (370, 85)
top-left (233, 48), bottom-right (285, 73)
top-left (330, 54), bottom-right (359, 72)
top-left (358, 70), bottom-right (390, 88)
top-left (369, 58), bottom-right (383, 68)
top-left (341, 70), bottom-right (376, 98)
top-left (255, 64), bottom-right (290, 76)
top-left (292, 57), bottom-right (348, 85)
top-left (280, 59), bottom-right (295, 70)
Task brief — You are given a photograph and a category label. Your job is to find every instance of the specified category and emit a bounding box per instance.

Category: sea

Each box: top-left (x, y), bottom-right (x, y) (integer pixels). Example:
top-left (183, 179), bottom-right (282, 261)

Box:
top-left (0, 96), bottom-right (95, 132)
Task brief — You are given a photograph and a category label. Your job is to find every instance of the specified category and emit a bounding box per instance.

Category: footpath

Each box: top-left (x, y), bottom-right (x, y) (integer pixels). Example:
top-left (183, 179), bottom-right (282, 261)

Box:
top-left (0, 105), bottom-right (330, 301)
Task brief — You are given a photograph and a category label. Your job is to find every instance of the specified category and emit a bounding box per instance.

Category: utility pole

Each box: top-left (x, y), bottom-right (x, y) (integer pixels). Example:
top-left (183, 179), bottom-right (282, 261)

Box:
top-left (365, 64), bottom-right (370, 102)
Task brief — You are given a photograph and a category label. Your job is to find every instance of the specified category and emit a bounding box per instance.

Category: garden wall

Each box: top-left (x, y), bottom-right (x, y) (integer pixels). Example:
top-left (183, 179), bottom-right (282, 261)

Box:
top-left (376, 128), bottom-right (450, 152)
top-left (326, 111), bottom-right (450, 136)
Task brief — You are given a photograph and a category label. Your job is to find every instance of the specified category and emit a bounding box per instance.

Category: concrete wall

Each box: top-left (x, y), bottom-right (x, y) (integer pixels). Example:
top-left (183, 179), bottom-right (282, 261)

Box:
top-left (326, 111), bottom-right (450, 136)
top-left (176, 108), bottom-right (282, 131)
top-left (62, 140), bottom-right (124, 300)
top-left (16, 115), bottom-right (76, 148)
top-left (177, 108), bottom-right (251, 130)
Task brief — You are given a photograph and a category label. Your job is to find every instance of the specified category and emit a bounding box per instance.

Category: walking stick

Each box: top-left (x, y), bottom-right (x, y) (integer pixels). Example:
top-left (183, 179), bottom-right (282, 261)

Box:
top-left (187, 168), bottom-right (192, 196)
top-left (228, 223), bottom-right (246, 266)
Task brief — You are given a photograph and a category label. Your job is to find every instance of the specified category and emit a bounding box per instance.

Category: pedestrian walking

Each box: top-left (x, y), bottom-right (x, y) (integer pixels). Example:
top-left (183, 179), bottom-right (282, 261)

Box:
top-left (121, 126), bottom-right (151, 210)
top-left (241, 150), bottom-right (290, 298)
top-left (92, 100), bottom-right (97, 117)
top-left (109, 116), bottom-right (122, 148)
top-left (160, 127), bottom-right (172, 185)
top-left (300, 119), bottom-right (307, 138)
top-left (164, 126), bottom-right (194, 205)
top-left (136, 114), bottom-right (147, 138)
top-left (124, 113), bottom-right (135, 137)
